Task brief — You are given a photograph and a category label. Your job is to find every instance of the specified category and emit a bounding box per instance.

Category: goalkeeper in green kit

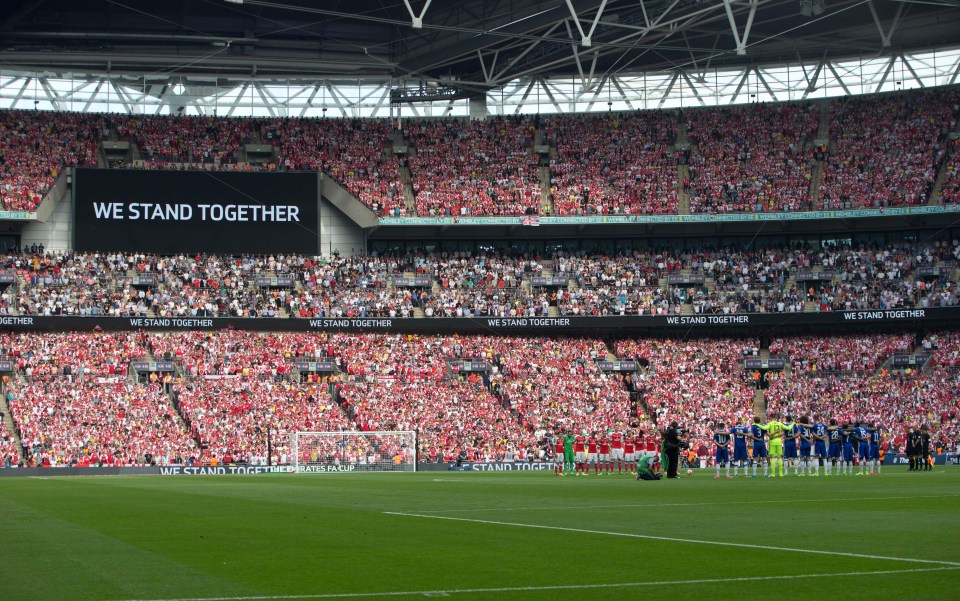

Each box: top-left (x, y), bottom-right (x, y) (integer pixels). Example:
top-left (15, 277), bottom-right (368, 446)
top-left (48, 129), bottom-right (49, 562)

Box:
top-left (562, 428), bottom-right (576, 476)
top-left (756, 414), bottom-right (794, 477)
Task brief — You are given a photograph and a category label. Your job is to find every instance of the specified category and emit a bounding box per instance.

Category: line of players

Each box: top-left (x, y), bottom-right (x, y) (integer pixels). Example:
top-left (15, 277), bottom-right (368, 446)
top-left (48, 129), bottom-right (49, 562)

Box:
top-left (711, 414), bottom-right (885, 478)
top-left (553, 429), bottom-right (659, 476)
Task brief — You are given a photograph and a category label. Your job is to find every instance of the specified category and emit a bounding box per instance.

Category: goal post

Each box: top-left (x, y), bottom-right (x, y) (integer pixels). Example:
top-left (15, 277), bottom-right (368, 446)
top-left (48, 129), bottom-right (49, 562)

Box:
top-left (290, 431), bottom-right (417, 473)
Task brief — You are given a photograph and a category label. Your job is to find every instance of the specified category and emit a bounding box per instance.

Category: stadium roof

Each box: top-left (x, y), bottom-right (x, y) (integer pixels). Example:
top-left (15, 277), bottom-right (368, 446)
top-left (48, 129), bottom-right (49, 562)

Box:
top-left (2, 0), bottom-right (959, 88)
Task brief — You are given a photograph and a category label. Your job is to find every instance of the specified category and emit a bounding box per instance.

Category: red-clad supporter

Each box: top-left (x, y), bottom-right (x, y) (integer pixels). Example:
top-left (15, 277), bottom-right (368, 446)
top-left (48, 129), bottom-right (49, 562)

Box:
top-left (2, 332), bottom-right (147, 378)
top-left (405, 117), bottom-right (542, 216)
top-left (769, 334), bottom-right (912, 373)
top-left (265, 118), bottom-right (404, 216)
top-left (9, 379), bottom-right (197, 466)
top-left (686, 103), bottom-right (818, 213)
top-left (819, 89), bottom-right (959, 209)
top-left (0, 420), bottom-right (18, 466)
top-left (615, 338), bottom-right (758, 452)
top-left (174, 378), bottom-right (348, 464)
top-left (923, 330), bottom-right (960, 368)
top-left (544, 112), bottom-right (678, 216)
top-left (0, 110), bottom-right (101, 211)
top-left (939, 135), bottom-right (960, 205)
top-left (117, 115), bottom-right (252, 166)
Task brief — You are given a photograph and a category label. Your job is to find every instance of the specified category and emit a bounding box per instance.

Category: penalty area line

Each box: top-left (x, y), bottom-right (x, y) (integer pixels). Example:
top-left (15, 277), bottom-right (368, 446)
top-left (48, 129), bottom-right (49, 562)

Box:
top-left (107, 567), bottom-right (960, 601)
top-left (383, 511), bottom-right (960, 567)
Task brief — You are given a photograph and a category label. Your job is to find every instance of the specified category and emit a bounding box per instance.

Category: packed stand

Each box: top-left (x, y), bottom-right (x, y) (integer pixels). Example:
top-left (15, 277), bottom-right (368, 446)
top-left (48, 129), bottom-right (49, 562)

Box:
top-left (263, 118), bottom-right (405, 215)
top-left (544, 112), bottom-right (679, 215)
top-left (819, 88), bottom-right (959, 209)
top-left (0, 110), bottom-right (101, 211)
top-left (405, 117), bottom-right (541, 216)
top-left (769, 334), bottom-right (913, 373)
top-left (939, 135), bottom-right (960, 205)
top-left (616, 338), bottom-right (757, 451)
top-left (686, 102), bottom-right (818, 213)
top-left (116, 115), bottom-right (252, 167)
top-left (174, 378), bottom-right (349, 464)
top-left (2, 332), bottom-right (147, 378)
top-left (8, 379), bottom-right (198, 467)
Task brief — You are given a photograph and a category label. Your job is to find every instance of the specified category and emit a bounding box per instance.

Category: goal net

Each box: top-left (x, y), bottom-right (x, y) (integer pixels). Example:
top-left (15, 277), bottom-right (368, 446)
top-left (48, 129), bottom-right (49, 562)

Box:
top-left (290, 431), bottom-right (417, 473)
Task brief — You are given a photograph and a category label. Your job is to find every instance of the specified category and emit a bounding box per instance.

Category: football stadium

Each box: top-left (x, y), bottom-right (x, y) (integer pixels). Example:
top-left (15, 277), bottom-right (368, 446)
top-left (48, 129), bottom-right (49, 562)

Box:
top-left (0, 0), bottom-right (959, 599)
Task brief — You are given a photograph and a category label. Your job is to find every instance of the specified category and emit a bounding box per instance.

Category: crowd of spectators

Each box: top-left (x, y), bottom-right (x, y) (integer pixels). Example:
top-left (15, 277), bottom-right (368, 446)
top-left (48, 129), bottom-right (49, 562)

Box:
top-left (0, 110), bottom-right (101, 211)
top-left (819, 89), bottom-right (959, 209)
top-left (405, 117), bottom-right (542, 216)
top-left (8, 379), bottom-right (198, 467)
top-left (615, 338), bottom-right (757, 453)
top-left (939, 136), bottom-right (960, 205)
top-left (174, 378), bottom-right (349, 464)
top-left (4, 87), bottom-right (960, 217)
top-left (1, 329), bottom-right (959, 465)
top-left (0, 242), bottom-right (957, 318)
top-left (769, 334), bottom-right (913, 373)
top-left (544, 112), bottom-right (679, 215)
top-left (686, 102), bottom-right (818, 213)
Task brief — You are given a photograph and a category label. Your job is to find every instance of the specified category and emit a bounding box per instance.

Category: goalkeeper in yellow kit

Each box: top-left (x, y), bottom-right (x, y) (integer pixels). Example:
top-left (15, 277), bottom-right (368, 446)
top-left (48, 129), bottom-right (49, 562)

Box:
top-left (756, 414), bottom-right (794, 478)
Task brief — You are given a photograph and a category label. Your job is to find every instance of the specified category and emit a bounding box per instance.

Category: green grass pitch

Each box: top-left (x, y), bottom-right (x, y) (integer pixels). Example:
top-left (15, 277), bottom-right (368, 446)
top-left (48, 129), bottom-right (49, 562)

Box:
top-left (1, 468), bottom-right (958, 601)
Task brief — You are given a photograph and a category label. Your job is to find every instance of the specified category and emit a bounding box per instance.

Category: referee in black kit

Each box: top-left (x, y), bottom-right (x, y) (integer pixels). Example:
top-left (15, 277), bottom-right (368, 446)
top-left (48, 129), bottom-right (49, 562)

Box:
top-left (663, 421), bottom-right (686, 478)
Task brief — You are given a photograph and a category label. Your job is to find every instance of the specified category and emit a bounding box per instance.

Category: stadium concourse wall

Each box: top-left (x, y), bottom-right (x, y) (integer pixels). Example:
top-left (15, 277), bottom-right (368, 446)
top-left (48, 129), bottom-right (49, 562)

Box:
top-left (0, 455), bottom-right (955, 477)
top-left (0, 308), bottom-right (954, 337)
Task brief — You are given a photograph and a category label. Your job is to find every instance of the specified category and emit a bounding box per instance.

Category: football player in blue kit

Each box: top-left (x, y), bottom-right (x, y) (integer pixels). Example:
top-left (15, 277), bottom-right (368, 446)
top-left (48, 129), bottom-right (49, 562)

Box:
top-left (798, 417), bottom-right (815, 476)
top-left (841, 423), bottom-right (856, 475)
top-left (783, 421), bottom-right (799, 476)
top-left (749, 417), bottom-right (769, 478)
top-left (811, 414), bottom-right (828, 476)
top-left (730, 418), bottom-right (751, 477)
top-left (827, 419), bottom-right (844, 475)
top-left (713, 423), bottom-right (731, 479)
top-left (868, 423), bottom-right (883, 476)
top-left (853, 422), bottom-right (871, 475)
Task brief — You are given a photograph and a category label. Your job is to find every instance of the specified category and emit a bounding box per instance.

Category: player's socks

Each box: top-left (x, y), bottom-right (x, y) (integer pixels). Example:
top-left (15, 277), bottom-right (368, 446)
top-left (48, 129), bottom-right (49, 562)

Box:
top-left (763, 463), bottom-right (768, 477)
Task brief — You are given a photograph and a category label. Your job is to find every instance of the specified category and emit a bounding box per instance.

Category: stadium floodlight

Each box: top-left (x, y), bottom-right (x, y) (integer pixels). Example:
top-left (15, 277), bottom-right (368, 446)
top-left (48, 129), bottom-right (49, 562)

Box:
top-left (291, 431), bottom-right (417, 473)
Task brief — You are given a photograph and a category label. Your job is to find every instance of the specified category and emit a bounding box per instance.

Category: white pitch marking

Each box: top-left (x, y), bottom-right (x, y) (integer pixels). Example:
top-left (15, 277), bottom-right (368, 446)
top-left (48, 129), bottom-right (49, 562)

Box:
top-left (107, 566), bottom-right (960, 601)
top-left (383, 511), bottom-right (960, 567)
top-left (411, 493), bottom-right (960, 514)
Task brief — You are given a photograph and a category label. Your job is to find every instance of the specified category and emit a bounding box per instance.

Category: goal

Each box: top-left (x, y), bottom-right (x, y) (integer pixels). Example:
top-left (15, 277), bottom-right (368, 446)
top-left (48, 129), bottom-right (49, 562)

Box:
top-left (290, 431), bottom-right (417, 473)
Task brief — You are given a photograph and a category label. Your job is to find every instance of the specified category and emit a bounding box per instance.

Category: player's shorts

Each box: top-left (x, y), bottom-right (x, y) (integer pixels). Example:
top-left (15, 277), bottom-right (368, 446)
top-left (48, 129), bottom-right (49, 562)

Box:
top-left (828, 443), bottom-right (841, 459)
top-left (843, 444), bottom-right (854, 462)
top-left (858, 442), bottom-right (870, 459)
top-left (575, 451), bottom-right (587, 463)
top-left (564, 451), bottom-right (575, 463)
top-left (752, 443), bottom-right (768, 459)
top-left (611, 448), bottom-right (624, 460)
top-left (768, 442), bottom-right (784, 457)
top-left (715, 447), bottom-right (729, 464)
top-left (587, 452), bottom-right (600, 464)
top-left (814, 441), bottom-right (827, 458)
top-left (624, 451), bottom-right (636, 462)
top-left (783, 442), bottom-right (798, 458)
top-left (799, 443), bottom-right (812, 457)
top-left (869, 444), bottom-right (880, 460)
top-left (733, 444), bottom-right (749, 462)
top-left (599, 453), bottom-right (610, 462)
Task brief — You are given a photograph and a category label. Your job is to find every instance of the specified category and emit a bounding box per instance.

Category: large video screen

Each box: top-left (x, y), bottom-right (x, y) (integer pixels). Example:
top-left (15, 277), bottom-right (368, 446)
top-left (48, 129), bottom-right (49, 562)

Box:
top-left (74, 169), bottom-right (320, 254)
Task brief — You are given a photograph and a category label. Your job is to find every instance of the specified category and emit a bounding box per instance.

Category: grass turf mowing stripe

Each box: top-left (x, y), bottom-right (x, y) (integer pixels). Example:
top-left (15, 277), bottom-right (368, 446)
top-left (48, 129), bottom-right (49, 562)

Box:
top-left (105, 567), bottom-right (960, 601)
top-left (383, 511), bottom-right (960, 566)
top-left (410, 492), bottom-right (960, 513)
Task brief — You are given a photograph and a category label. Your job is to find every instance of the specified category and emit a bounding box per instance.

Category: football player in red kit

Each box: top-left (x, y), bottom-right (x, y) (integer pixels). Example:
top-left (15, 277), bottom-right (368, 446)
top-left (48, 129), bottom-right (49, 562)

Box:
top-left (573, 432), bottom-right (587, 475)
top-left (599, 434), bottom-right (611, 475)
top-left (554, 433), bottom-right (565, 476)
top-left (610, 430), bottom-right (625, 474)
top-left (623, 433), bottom-right (636, 473)
top-left (586, 432), bottom-right (600, 475)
